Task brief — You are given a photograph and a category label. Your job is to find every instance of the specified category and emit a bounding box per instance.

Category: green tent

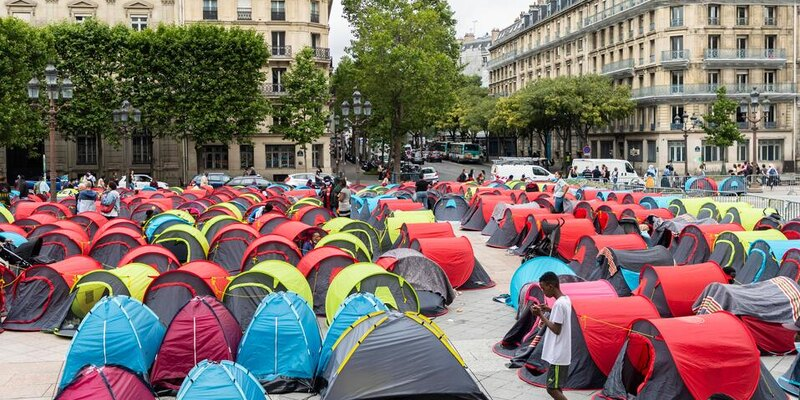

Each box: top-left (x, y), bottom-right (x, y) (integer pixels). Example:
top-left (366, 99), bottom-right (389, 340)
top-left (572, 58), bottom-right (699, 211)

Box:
top-left (161, 209), bottom-right (196, 225)
top-left (69, 262), bottom-right (160, 319)
top-left (723, 207), bottom-right (781, 230)
top-left (323, 218), bottom-right (381, 258)
top-left (668, 197), bottom-right (715, 217)
top-left (384, 210), bottom-right (435, 244)
top-left (322, 217), bottom-right (356, 233)
top-left (325, 263), bottom-right (419, 325)
top-left (316, 231), bottom-right (372, 262)
top-left (710, 229), bottom-right (786, 270)
top-left (153, 224), bottom-right (210, 263)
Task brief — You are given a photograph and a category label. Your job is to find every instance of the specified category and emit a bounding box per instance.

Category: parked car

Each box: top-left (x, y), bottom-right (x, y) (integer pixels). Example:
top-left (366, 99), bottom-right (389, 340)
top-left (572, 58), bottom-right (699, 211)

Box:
top-left (225, 176), bottom-right (271, 189)
top-left (426, 150), bottom-right (443, 162)
top-left (118, 174), bottom-right (169, 190)
top-left (411, 151), bottom-right (425, 165)
top-left (420, 167), bottom-right (439, 182)
top-left (284, 173), bottom-right (335, 187)
top-left (490, 162), bottom-right (554, 182)
top-left (571, 158), bottom-right (643, 185)
top-left (191, 173), bottom-right (231, 188)
top-left (25, 175), bottom-right (69, 191)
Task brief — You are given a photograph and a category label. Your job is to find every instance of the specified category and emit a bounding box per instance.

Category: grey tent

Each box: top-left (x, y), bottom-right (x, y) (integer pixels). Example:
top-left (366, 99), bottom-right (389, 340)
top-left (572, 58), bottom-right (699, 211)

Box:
top-left (376, 248), bottom-right (457, 316)
top-left (590, 246), bottom-right (674, 296)
top-left (318, 310), bottom-right (488, 400)
top-left (433, 194), bottom-right (470, 222)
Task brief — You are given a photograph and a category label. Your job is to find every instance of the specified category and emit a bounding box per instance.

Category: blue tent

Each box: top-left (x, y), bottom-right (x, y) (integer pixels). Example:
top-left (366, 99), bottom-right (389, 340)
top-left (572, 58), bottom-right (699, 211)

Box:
top-left (639, 195), bottom-right (680, 210)
top-left (60, 296), bottom-right (165, 388)
top-left (317, 293), bottom-right (388, 375)
top-left (719, 176), bottom-right (747, 195)
top-left (144, 214), bottom-right (190, 242)
top-left (176, 360), bottom-right (267, 400)
top-left (0, 232), bottom-right (27, 247)
top-left (237, 291), bottom-right (321, 393)
top-left (508, 257), bottom-right (575, 310)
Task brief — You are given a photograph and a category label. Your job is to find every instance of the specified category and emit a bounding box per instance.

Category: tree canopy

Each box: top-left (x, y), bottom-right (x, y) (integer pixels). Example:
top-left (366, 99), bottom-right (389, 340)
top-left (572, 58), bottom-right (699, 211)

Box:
top-left (702, 86), bottom-right (744, 148)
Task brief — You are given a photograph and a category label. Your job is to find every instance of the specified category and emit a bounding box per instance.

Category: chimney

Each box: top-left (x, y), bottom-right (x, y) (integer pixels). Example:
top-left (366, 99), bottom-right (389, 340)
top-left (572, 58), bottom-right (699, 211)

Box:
top-left (491, 28), bottom-right (500, 42)
top-left (463, 33), bottom-right (475, 43)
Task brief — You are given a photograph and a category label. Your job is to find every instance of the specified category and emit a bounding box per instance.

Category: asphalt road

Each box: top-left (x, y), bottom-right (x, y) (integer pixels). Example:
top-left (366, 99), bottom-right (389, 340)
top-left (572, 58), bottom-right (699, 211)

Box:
top-left (342, 159), bottom-right (492, 184)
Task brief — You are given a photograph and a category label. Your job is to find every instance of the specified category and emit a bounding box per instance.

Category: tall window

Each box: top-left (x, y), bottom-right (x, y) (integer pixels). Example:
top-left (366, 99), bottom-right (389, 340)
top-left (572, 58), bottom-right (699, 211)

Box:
top-left (736, 70), bottom-right (749, 92)
top-left (708, 4), bottom-right (720, 25)
top-left (670, 6), bottom-right (684, 27)
top-left (765, 35), bottom-right (777, 58)
top-left (707, 70), bottom-right (720, 90)
top-left (670, 71), bottom-right (684, 93)
top-left (311, 33), bottom-right (320, 49)
top-left (764, 70), bottom-right (776, 91)
top-left (707, 34), bottom-right (720, 58)
top-left (240, 144), bottom-right (254, 169)
top-left (130, 15), bottom-right (148, 31)
top-left (671, 105), bottom-right (685, 129)
top-left (237, 0), bottom-right (251, 20)
top-left (265, 145), bottom-right (295, 168)
top-left (647, 141), bottom-right (656, 163)
top-left (312, 144), bottom-right (324, 168)
top-left (203, 0), bottom-right (217, 20)
top-left (764, 6), bottom-right (776, 26)
top-left (737, 140), bottom-right (749, 161)
top-left (310, 0), bottom-right (320, 23)
top-left (271, 31), bottom-right (287, 56)
top-left (668, 140), bottom-right (685, 162)
top-left (272, 68), bottom-right (286, 92)
top-left (736, 6), bottom-right (749, 25)
top-left (271, 0), bottom-right (285, 20)
top-left (701, 140), bottom-right (721, 162)
top-left (203, 145), bottom-right (228, 169)
top-left (759, 139), bottom-right (782, 161)
top-left (76, 134), bottom-right (98, 165)
top-left (132, 132), bottom-right (152, 165)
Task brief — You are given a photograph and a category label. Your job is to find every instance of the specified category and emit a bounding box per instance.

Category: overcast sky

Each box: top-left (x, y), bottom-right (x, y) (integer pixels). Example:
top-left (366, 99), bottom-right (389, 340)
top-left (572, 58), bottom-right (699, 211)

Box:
top-left (330, 0), bottom-right (533, 64)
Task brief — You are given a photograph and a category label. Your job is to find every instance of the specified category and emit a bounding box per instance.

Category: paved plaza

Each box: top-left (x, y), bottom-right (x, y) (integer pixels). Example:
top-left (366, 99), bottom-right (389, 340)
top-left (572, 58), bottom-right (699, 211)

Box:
top-left (1, 223), bottom-right (797, 400)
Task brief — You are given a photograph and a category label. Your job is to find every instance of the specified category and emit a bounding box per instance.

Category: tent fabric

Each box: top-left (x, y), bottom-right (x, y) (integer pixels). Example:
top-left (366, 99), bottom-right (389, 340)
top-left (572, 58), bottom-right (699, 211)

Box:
top-left (327, 219), bottom-right (381, 259)
top-left (117, 245), bottom-right (181, 273)
top-left (295, 246), bottom-right (357, 315)
top-left (694, 277), bottom-right (800, 354)
top-left (482, 203), bottom-right (541, 237)
top-left (781, 249), bottom-right (800, 282)
top-left (319, 310), bottom-right (488, 400)
top-left (709, 229), bottom-right (787, 272)
top-left (175, 360), bottom-right (266, 400)
top-left (39, 228), bottom-right (90, 262)
top-left (551, 219), bottom-right (597, 260)
top-left (722, 207), bottom-right (782, 231)
top-left (568, 234), bottom-right (647, 279)
top-left (60, 296), bottom-right (165, 389)
top-left (315, 231), bottom-right (372, 263)
top-left (144, 214), bottom-right (191, 242)
top-left (55, 365), bottom-right (156, 400)
top-left (271, 220), bottom-right (325, 243)
top-left (741, 239), bottom-right (800, 285)
top-left (396, 222), bottom-right (455, 248)
top-left (222, 260), bottom-right (314, 328)
top-left (433, 194), bottom-right (470, 221)
top-left (672, 223), bottom-right (744, 265)
top-left (518, 296), bottom-right (660, 390)
top-left (375, 248), bottom-right (457, 316)
top-left (237, 291), bottom-right (321, 393)
top-left (316, 293), bottom-right (388, 376)
top-left (241, 235), bottom-right (302, 271)
top-left (2, 256), bottom-right (102, 331)
top-left (150, 296), bottom-right (242, 392)
top-left (198, 215), bottom-right (239, 243)
top-left (508, 257), bottom-right (574, 310)
top-left (410, 236), bottom-right (476, 288)
top-left (668, 197), bottom-right (715, 217)
top-left (207, 224), bottom-right (259, 273)
top-left (637, 262), bottom-right (728, 317)
top-left (599, 313), bottom-right (766, 400)
top-left (460, 195), bottom-right (513, 231)
top-left (591, 246), bottom-right (674, 296)
top-left (144, 261), bottom-right (230, 325)
top-left (385, 210), bottom-right (436, 244)
top-left (719, 176), bottom-right (748, 194)
top-left (152, 225), bottom-right (209, 264)
top-left (88, 228), bottom-right (147, 268)
top-left (69, 263), bottom-right (159, 320)
top-left (324, 262), bottom-right (419, 324)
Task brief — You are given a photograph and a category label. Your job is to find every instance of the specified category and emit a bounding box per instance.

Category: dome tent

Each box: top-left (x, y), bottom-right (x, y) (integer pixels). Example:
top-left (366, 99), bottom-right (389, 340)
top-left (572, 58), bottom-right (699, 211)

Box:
top-left (296, 246), bottom-right (358, 315)
top-left (55, 365), bottom-right (156, 400)
top-left (375, 248), bottom-right (457, 316)
top-left (237, 291), bottom-right (321, 393)
top-left (175, 360), bottom-right (267, 400)
top-left (59, 296), bottom-right (165, 389)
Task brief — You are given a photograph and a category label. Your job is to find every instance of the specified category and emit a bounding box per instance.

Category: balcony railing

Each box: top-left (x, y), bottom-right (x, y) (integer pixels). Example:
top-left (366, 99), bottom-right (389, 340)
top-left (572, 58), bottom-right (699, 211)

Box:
top-left (311, 12), bottom-right (320, 23)
top-left (264, 83), bottom-right (286, 95)
top-left (601, 59), bottom-right (634, 75)
top-left (313, 47), bottom-right (331, 60)
top-left (662, 49), bottom-right (690, 61)
top-left (670, 18), bottom-right (683, 27)
top-left (764, 121), bottom-right (777, 129)
top-left (638, 25), bottom-right (643, 35)
top-left (271, 11), bottom-right (286, 20)
top-left (670, 123), bottom-right (683, 130)
top-left (582, 0), bottom-right (658, 28)
top-left (649, 22), bottom-right (655, 31)
top-left (736, 17), bottom-right (748, 25)
top-left (632, 83), bottom-right (796, 99)
top-left (764, 17), bottom-right (776, 26)
top-left (708, 17), bottom-right (720, 25)
top-left (271, 45), bottom-right (292, 57)
top-left (203, 9), bottom-right (217, 20)
top-left (704, 48), bottom-right (786, 60)
top-left (237, 7), bottom-right (252, 20)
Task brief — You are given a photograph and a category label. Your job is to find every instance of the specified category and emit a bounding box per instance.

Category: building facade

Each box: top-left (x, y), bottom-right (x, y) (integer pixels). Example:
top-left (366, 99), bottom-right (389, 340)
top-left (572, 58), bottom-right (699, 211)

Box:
top-left (1, 0), bottom-right (332, 184)
top-left (488, 0), bottom-right (799, 175)
top-left (459, 32), bottom-right (493, 87)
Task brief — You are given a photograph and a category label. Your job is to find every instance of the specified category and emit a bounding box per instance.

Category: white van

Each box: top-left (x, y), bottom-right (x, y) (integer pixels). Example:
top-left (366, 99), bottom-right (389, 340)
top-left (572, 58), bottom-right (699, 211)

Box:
top-left (571, 158), bottom-right (642, 185)
top-left (491, 162), bottom-right (554, 181)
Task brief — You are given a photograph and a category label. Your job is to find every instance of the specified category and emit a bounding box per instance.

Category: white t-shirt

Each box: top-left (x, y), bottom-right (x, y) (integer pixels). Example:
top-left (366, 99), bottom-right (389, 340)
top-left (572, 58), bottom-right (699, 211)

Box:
top-left (541, 295), bottom-right (572, 366)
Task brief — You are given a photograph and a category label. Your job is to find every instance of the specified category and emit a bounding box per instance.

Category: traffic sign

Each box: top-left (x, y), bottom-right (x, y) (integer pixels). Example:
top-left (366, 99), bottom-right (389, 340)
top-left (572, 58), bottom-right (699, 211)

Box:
top-left (582, 146), bottom-right (591, 155)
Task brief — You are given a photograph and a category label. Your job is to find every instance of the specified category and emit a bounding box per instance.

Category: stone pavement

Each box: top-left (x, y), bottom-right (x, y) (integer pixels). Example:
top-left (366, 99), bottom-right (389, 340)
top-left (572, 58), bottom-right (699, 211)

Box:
top-left (0, 225), bottom-right (797, 400)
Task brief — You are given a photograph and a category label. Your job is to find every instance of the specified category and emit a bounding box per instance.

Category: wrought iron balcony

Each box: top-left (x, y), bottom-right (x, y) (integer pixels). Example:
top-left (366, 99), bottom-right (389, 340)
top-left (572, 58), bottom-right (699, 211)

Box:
top-left (601, 59), bottom-right (634, 77)
top-left (661, 49), bottom-right (690, 69)
top-left (708, 17), bottom-right (720, 25)
top-left (311, 12), bottom-right (320, 23)
top-left (203, 10), bottom-right (217, 20)
top-left (670, 18), bottom-right (683, 27)
top-left (237, 7), bottom-right (251, 20)
top-left (704, 48), bottom-right (786, 67)
top-left (271, 11), bottom-right (286, 21)
top-left (263, 83), bottom-right (286, 96)
top-left (271, 45), bottom-right (292, 58)
top-left (313, 47), bottom-right (331, 60)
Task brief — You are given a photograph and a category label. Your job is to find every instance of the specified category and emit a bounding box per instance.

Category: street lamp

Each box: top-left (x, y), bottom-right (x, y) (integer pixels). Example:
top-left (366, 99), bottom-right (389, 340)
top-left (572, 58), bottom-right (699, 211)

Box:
top-left (740, 87), bottom-right (770, 189)
top-left (113, 100), bottom-right (144, 177)
top-left (674, 112), bottom-right (700, 177)
top-left (27, 63), bottom-right (74, 202)
top-left (340, 90), bottom-right (372, 184)
top-left (328, 114), bottom-right (344, 177)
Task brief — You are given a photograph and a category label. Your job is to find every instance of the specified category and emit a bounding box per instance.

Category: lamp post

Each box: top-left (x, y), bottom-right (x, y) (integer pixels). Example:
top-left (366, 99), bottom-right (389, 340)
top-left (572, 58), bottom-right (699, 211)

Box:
top-left (27, 64), bottom-right (74, 202)
top-left (341, 90), bottom-right (373, 184)
top-left (328, 114), bottom-right (343, 177)
top-left (741, 87), bottom-right (770, 190)
top-left (674, 112), bottom-right (700, 176)
top-left (113, 100), bottom-right (143, 177)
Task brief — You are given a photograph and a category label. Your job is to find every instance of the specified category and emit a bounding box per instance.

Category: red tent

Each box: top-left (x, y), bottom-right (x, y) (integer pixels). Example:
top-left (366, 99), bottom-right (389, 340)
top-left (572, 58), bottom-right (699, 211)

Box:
top-left (552, 219), bottom-right (597, 260)
top-left (294, 206), bottom-right (335, 226)
top-left (241, 235), bottom-right (302, 271)
top-left (117, 244), bottom-right (181, 272)
top-left (208, 224), bottom-right (259, 273)
top-left (396, 222), bottom-right (455, 248)
top-left (150, 296), bottom-right (241, 391)
top-left (0, 223), bottom-right (27, 237)
top-left (69, 211), bottom-right (108, 239)
top-left (569, 233), bottom-right (647, 278)
top-left (672, 223), bottom-right (744, 265)
top-left (271, 221), bottom-right (325, 243)
top-left (93, 218), bottom-right (141, 239)
top-left (636, 262), bottom-right (728, 317)
top-left (13, 213), bottom-right (58, 233)
top-left (55, 365), bottom-right (156, 400)
top-left (460, 195), bottom-right (513, 231)
top-left (88, 227), bottom-right (147, 269)
top-left (39, 228), bottom-right (90, 261)
top-left (144, 261), bottom-right (229, 324)
top-left (253, 212), bottom-right (290, 234)
top-left (296, 246), bottom-right (356, 314)
top-left (410, 236), bottom-right (494, 290)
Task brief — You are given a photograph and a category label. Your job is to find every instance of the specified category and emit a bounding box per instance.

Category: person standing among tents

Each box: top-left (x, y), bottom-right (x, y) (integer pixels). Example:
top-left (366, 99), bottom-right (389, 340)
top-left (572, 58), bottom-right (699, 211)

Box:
top-left (552, 171), bottom-right (568, 214)
top-left (415, 177), bottom-right (430, 209)
top-left (100, 181), bottom-right (121, 219)
top-left (76, 183), bottom-right (97, 213)
top-left (531, 272), bottom-right (571, 400)
top-left (457, 169), bottom-right (467, 183)
top-left (0, 176), bottom-right (10, 207)
top-left (337, 178), bottom-right (351, 218)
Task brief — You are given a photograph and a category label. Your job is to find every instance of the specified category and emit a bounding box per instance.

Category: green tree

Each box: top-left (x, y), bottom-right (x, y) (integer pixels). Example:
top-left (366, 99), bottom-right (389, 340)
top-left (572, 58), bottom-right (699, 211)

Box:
top-left (342, 0), bottom-right (460, 178)
top-left (702, 86), bottom-right (743, 171)
top-left (0, 17), bottom-right (51, 150)
top-left (271, 47), bottom-right (330, 172)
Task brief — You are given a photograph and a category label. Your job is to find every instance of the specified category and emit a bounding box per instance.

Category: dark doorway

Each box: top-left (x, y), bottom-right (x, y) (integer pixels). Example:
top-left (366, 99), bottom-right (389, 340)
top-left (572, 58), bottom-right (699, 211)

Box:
top-left (7, 142), bottom-right (44, 181)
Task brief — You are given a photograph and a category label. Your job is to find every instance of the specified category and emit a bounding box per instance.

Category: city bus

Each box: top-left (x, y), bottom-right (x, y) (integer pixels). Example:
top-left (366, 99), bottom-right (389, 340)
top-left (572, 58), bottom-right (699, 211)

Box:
top-left (448, 142), bottom-right (482, 163)
top-left (427, 141), bottom-right (450, 162)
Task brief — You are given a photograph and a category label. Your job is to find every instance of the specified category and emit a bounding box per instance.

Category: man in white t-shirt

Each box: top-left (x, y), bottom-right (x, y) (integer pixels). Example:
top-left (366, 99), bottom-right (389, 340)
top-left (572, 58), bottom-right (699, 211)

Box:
top-left (531, 271), bottom-right (571, 400)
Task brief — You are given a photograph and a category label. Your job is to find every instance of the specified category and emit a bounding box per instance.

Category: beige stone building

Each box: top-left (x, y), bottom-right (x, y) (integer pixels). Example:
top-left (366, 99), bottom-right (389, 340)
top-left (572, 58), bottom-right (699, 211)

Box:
top-left (488, 0), bottom-right (799, 175)
top-left (2, 0), bottom-right (332, 184)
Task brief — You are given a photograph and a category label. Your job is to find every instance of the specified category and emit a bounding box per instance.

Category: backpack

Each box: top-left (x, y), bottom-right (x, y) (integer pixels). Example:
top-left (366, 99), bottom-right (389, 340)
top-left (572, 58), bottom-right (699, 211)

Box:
top-left (99, 191), bottom-right (116, 213)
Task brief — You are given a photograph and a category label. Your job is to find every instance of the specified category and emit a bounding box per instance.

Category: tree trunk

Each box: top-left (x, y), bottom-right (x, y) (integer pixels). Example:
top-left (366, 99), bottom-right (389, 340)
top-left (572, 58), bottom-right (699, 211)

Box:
top-left (391, 102), bottom-right (403, 183)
